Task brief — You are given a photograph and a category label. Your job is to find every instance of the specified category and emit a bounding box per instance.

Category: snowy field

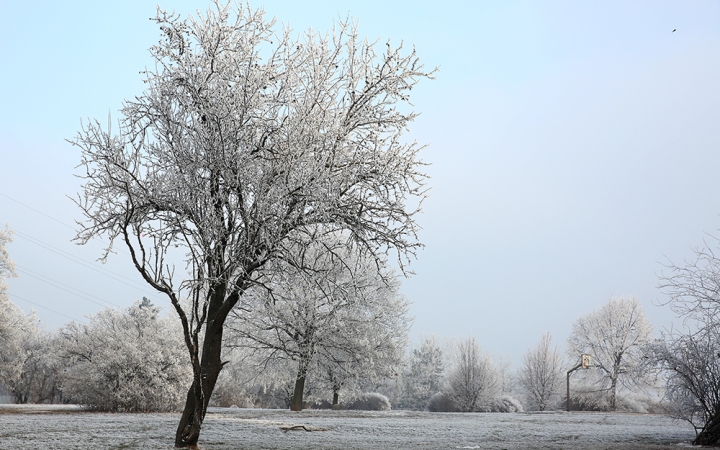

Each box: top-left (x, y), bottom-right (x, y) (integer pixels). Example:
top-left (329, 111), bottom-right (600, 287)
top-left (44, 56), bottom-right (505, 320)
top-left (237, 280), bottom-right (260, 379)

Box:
top-left (0, 406), bottom-right (696, 449)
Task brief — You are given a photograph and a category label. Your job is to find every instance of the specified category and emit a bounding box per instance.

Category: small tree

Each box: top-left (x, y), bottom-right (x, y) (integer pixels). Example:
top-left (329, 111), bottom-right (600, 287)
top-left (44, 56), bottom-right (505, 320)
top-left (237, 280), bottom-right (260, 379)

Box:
top-left (651, 324), bottom-right (720, 444)
top-left (399, 336), bottom-right (445, 410)
top-left (567, 296), bottom-right (652, 410)
top-left (446, 337), bottom-right (500, 412)
top-left (12, 329), bottom-right (64, 404)
top-left (70, 2), bottom-right (431, 445)
top-left (656, 239), bottom-right (720, 445)
top-left (518, 332), bottom-right (563, 411)
top-left (226, 237), bottom-right (410, 411)
top-left (60, 299), bottom-right (191, 411)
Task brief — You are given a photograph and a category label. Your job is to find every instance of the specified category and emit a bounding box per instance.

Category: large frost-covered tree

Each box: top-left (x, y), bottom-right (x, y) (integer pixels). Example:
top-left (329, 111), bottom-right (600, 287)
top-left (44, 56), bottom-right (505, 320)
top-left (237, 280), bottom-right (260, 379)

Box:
top-left (69, 1), bottom-right (431, 445)
top-left (567, 296), bottom-right (652, 411)
top-left (226, 235), bottom-right (410, 411)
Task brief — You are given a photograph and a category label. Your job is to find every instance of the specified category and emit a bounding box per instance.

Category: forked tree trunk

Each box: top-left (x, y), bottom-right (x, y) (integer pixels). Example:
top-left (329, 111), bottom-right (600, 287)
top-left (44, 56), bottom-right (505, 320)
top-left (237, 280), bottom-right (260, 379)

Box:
top-left (174, 308), bottom-right (227, 447)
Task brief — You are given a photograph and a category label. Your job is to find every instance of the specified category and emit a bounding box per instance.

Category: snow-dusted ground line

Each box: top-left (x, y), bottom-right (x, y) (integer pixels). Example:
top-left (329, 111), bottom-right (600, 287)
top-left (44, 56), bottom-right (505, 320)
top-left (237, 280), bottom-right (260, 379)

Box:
top-left (0, 406), bottom-right (696, 449)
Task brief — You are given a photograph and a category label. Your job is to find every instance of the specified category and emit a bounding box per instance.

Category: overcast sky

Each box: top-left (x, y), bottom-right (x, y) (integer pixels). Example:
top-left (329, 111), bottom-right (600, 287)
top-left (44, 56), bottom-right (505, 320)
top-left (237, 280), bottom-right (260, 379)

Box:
top-left (2, 1), bottom-right (720, 366)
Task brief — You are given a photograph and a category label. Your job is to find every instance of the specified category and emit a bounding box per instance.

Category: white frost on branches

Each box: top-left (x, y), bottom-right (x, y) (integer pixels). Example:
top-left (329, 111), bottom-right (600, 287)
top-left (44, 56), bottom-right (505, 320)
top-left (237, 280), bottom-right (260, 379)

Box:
top-left (226, 235), bottom-right (410, 409)
top-left (69, 1), bottom-right (432, 443)
top-left (567, 296), bottom-right (653, 411)
top-left (446, 337), bottom-right (501, 412)
top-left (517, 332), bottom-right (564, 411)
top-left (60, 299), bottom-right (192, 411)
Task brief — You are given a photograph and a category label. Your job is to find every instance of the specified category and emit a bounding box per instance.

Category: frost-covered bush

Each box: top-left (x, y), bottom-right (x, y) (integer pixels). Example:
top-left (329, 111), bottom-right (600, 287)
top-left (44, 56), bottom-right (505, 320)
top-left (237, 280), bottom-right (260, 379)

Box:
top-left (0, 297), bottom-right (36, 399)
top-left (490, 395), bottom-right (524, 413)
top-left (0, 228), bottom-right (64, 404)
top-left (210, 348), bottom-right (298, 409)
top-left (60, 299), bottom-right (191, 411)
top-left (0, 225), bottom-right (24, 396)
top-left (346, 393), bottom-right (391, 411)
top-left (615, 391), bottom-right (666, 414)
top-left (427, 392), bottom-right (458, 412)
top-left (567, 389), bottom-right (607, 411)
top-left (307, 399), bottom-right (333, 409)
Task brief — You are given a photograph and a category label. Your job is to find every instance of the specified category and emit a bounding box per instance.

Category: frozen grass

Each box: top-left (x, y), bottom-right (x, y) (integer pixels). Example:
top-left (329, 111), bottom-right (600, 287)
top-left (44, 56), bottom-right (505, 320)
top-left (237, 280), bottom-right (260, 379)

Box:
top-left (0, 405), bottom-right (695, 449)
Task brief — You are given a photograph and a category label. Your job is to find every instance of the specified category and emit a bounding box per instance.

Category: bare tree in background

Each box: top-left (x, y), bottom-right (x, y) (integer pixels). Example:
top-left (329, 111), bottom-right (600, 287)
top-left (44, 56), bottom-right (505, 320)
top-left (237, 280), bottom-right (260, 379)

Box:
top-left (656, 240), bottom-right (720, 445)
top-left (400, 336), bottom-right (445, 410)
top-left (518, 332), bottom-right (563, 411)
top-left (226, 236), bottom-right (410, 411)
top-left (446, 337), bottom-right (500, 412)
top-left (70, 2), bottom-right (431, 445)
top-left (567, 296), bottom-right (652, 411)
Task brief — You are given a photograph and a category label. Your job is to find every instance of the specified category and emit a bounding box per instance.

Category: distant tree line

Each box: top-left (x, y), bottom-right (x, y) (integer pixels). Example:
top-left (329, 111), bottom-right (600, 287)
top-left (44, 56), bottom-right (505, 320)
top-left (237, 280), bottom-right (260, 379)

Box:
top-left (7, 217), bottom-right (720, 446)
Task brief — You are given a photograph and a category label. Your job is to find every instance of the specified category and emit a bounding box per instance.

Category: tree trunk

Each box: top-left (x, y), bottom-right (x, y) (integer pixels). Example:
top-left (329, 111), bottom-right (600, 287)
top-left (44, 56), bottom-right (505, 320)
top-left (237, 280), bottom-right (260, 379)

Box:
top-left (291, 373), bottom-right (306, 412)
top-left (609, 375), bottom-right (617, 411)
top-left (174, 309), bottom-right (227, 447)
top-left (694, 410), bottom-right (720, 446)
top-left (332, 390), bottom-right (339, 406)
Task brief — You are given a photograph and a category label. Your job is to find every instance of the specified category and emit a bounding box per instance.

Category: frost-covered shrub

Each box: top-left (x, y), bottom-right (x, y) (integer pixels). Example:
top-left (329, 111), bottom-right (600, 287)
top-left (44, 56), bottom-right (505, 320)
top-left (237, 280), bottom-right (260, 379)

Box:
top-left (427, 392), bottom-right (458, 412)
top-left (567, 391), bottom-right (607, 411)
top-left (490, 395), bottom-right (524, 413)
top-left (210, 381), bottom-right (256, 408)
top-left (60, 299), bottom-right (192, 412)
top-left (614, 392), bottom-right (662, 414)
top-left (307, 399), bottom-right (333, 409)
top-left (346, 392), bottom-right (391, 411)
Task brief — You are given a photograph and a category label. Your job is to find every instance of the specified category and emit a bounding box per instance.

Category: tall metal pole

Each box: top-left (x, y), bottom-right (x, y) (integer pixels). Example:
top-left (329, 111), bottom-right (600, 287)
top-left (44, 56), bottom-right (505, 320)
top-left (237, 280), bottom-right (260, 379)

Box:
top-left (566, 362), bottom-right (582, 412)
top-left (566, 370), bottom-right (571, 412)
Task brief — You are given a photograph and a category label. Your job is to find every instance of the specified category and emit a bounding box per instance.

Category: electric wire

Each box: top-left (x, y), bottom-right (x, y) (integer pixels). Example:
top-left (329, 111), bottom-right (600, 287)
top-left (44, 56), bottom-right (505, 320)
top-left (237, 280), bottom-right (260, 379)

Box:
top-left (0, 191), bottom-right (75, 231)
top-left (15, 264), bottom-right (125, 309)
top-left (13, 230), bottom-right (156, 294)
top-left (0, 190), bottom-right (134, 258)
top-left (7, 292), bottom-right (88, 324)
top-left (1, 191), bottom-right (172, 309)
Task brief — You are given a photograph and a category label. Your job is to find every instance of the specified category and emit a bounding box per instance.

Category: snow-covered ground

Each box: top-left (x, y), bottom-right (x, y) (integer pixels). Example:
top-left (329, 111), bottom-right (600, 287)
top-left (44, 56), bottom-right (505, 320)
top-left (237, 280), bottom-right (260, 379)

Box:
top-left (0, 406), bottom-right (696, 449)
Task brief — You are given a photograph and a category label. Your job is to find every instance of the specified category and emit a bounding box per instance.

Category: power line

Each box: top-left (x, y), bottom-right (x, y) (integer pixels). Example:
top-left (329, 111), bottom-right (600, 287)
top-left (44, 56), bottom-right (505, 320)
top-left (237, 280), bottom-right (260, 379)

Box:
top-left (13, 230), bottom-right (155, 294)
top-left (0, 191), bottom-right (76, 231)
top-left (0, 190), bottom-right (133, 258)
top-left (0, 192), bottom-right (177, 309)
top-left (15, 264), bottom-right (125, 309)
top-left (8, 293), bottom-right (87, 324)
